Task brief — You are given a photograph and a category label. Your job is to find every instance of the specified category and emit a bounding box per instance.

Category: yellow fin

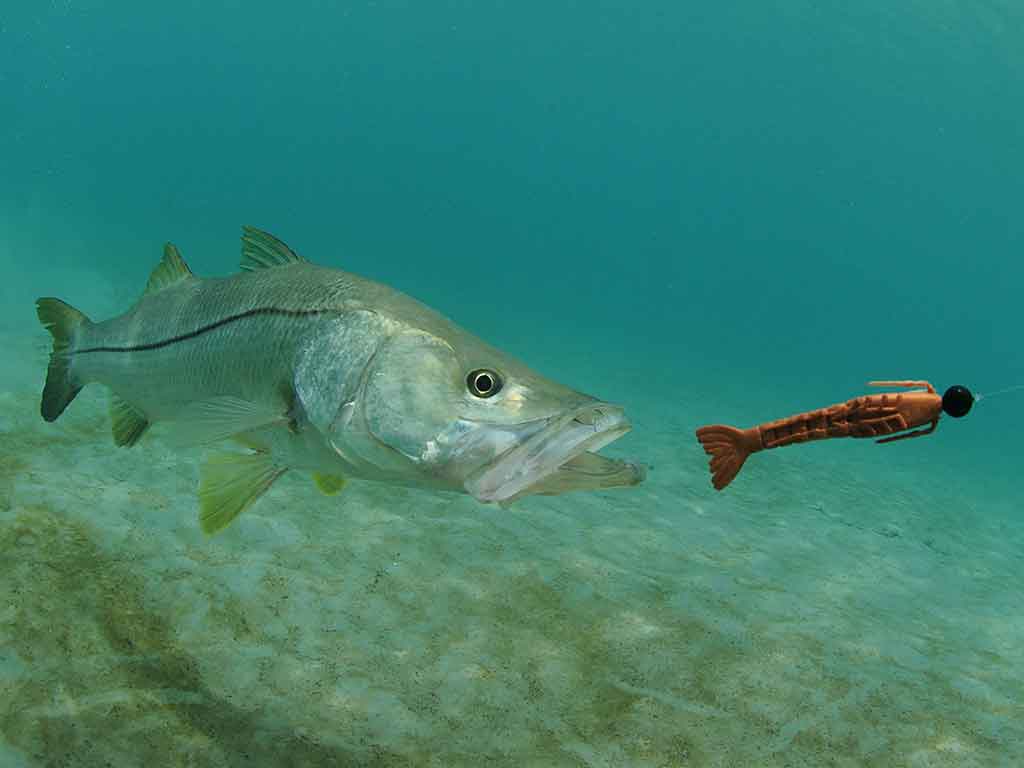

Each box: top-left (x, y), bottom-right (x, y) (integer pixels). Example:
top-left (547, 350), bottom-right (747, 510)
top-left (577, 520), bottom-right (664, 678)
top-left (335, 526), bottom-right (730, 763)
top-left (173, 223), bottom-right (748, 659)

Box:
top-left (198, 452), bottom-right (286, 535)
top-left (312, 472), bottom-right (346, 495)
top-left (110, 394), bottom-right (150, 447)
top-left (240, 226), bottom-right (307, 271)
top-left (144, 243), bottom-right (193, 295)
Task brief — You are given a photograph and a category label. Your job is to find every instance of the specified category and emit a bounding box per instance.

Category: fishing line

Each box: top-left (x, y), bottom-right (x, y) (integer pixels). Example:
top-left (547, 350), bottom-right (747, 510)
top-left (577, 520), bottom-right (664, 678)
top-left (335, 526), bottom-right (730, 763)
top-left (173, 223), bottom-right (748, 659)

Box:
top-left (974, 383), bottom-right (1024, 404)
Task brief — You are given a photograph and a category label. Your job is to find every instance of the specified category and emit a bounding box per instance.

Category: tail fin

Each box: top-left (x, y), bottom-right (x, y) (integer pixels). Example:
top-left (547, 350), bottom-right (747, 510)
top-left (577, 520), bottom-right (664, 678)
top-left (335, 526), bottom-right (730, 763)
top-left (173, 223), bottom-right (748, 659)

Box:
top-left (695, 425), bottom-right (755, 490)
top-left (36, 297), bottom-right (92, 422)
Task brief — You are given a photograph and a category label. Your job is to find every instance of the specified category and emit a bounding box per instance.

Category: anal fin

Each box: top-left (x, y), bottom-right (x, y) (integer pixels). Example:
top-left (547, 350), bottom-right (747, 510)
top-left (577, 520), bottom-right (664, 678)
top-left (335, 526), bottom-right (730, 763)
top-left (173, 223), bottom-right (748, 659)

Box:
top-left (110, 394), bottom-right (150, 447)
top-left (199, 451), bottom-right (286, 534)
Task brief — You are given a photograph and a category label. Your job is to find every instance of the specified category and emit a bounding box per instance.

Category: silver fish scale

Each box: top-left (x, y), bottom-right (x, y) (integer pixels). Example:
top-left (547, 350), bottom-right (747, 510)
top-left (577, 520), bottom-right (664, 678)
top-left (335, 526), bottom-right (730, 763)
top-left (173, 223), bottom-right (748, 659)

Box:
top-left (71, 263), bottom-right (393, 421)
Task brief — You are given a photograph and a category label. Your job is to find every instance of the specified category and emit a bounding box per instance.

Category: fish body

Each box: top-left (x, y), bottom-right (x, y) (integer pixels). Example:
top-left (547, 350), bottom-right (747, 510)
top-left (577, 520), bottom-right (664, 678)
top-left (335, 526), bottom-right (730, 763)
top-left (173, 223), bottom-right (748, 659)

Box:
top-left (36, 228), bottom-right (643, 532)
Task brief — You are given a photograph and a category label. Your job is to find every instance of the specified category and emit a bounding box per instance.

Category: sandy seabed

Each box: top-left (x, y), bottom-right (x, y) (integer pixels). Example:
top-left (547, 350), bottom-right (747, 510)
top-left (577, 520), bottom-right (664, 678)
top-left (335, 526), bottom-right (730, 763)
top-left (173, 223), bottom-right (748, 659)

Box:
top-left (1, 327), bottom-right (1021, 768)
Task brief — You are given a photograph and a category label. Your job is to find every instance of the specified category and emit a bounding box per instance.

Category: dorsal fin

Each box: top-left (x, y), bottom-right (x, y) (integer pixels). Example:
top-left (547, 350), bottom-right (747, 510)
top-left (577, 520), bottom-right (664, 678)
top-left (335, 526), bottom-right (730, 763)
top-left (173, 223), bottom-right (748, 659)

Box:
top-left (145, 243), bottom-right (194, 295)
top-left (240, 226), bottom-right (307, 271)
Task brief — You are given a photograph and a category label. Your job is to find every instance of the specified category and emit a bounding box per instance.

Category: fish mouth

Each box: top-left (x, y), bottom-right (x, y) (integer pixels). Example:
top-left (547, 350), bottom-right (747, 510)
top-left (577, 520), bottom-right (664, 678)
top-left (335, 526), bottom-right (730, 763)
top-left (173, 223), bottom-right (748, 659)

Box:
top-left (463, 402), bottom-right (640, 503)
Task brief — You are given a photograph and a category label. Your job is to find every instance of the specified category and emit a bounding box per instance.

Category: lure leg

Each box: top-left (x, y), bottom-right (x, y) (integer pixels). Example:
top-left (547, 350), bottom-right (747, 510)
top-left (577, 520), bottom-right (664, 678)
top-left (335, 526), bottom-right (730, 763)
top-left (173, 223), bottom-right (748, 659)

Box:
top-left (875, 418), bottom-right (938, 444)
top-left (867, 380), bottom-right (936, 393)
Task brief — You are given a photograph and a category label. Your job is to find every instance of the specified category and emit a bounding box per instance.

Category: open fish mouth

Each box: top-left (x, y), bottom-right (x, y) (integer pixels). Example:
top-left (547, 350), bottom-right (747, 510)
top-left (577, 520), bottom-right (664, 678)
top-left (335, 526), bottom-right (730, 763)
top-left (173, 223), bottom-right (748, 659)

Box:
top-left (463, 402), bottom-right (641, 503)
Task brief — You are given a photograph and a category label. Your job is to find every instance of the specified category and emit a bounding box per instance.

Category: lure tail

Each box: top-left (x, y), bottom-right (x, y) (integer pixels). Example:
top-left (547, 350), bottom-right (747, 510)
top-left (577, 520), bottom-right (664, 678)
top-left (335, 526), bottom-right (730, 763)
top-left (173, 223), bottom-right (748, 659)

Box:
top-left (695, 424), bottom-right (760, 490)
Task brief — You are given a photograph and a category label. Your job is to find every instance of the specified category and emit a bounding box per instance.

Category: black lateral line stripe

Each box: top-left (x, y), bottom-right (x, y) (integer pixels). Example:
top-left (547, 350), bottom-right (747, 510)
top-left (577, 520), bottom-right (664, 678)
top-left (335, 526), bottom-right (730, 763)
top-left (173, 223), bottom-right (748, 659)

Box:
top-left (76, 307), bottom-right (335, 354)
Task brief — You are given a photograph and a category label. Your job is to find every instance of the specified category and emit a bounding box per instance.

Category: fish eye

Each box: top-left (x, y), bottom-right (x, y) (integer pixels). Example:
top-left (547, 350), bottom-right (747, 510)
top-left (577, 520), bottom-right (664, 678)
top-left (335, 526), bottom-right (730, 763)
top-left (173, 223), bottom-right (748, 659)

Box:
top-left (467, 368), bottom-right (502, 398)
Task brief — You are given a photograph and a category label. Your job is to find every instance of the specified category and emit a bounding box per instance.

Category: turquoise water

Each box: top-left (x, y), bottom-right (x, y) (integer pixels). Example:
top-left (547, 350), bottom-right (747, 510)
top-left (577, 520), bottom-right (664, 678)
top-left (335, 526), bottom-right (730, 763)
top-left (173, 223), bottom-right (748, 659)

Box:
top-left (2, 2), bottom-right (1022, 765)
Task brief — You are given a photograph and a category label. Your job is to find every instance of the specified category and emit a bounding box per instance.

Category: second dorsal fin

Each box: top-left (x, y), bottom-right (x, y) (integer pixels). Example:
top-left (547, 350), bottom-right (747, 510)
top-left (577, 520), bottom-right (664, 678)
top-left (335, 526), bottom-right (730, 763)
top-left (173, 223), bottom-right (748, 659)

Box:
top-left (240, 226), bottom-right (307, 271)
top-left (145, 243), bottom-right (194, 295)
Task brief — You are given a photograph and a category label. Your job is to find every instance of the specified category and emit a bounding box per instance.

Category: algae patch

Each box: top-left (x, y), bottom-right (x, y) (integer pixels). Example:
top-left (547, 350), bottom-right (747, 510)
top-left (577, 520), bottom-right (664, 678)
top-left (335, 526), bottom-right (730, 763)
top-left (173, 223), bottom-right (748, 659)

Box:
top-left (0, 504), bottom-right (398, 767)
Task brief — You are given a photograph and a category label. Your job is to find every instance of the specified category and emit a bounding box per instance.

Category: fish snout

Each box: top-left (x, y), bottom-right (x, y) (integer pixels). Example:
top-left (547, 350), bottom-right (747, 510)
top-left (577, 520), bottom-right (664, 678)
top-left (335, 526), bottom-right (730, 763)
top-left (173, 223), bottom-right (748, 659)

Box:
top-left (571, 404), bottom-right (623, 429)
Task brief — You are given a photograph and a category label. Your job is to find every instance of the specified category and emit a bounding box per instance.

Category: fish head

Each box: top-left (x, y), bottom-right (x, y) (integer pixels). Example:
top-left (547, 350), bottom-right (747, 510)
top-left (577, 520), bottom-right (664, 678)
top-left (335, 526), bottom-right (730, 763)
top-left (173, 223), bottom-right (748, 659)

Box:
top-left (341, 327), bottom-right (644, 502)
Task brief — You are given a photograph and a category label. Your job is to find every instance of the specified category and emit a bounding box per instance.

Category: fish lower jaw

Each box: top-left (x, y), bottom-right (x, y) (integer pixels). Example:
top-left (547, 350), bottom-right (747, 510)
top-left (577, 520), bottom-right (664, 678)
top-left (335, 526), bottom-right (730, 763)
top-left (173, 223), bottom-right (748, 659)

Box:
top-left (463, 404), bottom-right (632, 503)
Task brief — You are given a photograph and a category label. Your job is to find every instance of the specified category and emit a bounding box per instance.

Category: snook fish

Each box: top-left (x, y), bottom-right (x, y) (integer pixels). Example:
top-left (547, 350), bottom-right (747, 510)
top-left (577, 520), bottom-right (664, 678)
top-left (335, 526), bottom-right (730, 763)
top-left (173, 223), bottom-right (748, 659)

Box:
top-left (36, 227), bottom-right (643, 533)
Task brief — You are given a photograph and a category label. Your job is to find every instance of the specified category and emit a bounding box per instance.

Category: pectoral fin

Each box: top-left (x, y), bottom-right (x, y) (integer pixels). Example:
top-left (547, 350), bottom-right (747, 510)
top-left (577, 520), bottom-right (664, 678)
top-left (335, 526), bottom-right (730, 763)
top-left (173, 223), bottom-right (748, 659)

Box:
top-left (198, 451), bottom-right (286, 534)
top-left (312, 472), bottom-right (346, 495)
top-left (167, 397), bottom-right (288, 447)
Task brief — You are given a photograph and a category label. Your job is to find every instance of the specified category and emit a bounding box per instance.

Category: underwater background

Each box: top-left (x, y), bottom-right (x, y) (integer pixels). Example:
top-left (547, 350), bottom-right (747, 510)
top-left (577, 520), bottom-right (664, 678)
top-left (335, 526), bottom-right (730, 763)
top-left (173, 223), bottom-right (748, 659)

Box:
top-left (1, 1), bottom-right (1022, 765)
